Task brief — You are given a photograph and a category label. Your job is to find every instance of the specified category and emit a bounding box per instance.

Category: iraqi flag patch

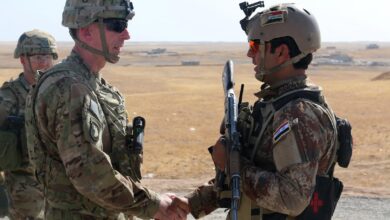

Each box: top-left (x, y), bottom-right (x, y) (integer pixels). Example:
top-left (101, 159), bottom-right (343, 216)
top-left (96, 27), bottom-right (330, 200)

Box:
top-left (261, 10), bottom-right (287, 26)
top-left (273, 120), bottom-right (291, 143)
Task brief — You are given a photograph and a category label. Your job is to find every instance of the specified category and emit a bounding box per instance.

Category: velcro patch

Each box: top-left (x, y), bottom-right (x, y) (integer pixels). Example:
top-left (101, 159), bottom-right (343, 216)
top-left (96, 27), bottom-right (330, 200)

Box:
top-left (261, 10), bottom-right (287, 26)
top-left (273, 120), bottom-right (291, 143)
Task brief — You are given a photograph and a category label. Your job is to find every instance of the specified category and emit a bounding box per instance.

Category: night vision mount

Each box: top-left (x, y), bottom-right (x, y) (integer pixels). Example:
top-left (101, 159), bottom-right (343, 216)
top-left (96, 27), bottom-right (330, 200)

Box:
top-left (239, 1), bottom-right (265, 31)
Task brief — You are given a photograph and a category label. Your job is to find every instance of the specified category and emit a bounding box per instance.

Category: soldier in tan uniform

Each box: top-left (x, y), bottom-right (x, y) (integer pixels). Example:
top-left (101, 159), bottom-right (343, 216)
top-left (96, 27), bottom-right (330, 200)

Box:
top-left (0, 29), bottom-right (58, 220)
top-left (25, 1), bottom-right (185, 220)
top-left (174, 3), bottom-right (345, 220)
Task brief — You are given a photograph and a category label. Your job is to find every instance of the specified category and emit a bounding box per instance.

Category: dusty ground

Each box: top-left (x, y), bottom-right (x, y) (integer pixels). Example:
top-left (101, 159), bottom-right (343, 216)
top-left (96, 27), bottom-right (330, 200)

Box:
top-left (0, 42), bottom-right (389, 200)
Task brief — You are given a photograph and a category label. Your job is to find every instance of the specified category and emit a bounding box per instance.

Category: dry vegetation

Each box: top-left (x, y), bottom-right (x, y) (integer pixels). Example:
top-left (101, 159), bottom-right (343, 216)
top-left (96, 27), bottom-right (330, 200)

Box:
top-left (0, 42), bottom-right (389, 197)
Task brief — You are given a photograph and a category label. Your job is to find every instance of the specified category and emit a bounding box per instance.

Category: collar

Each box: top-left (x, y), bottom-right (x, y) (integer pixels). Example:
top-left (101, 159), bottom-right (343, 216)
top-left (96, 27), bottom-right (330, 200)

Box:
top-left (18, 73), bottom-right (32, 91)
top-left (255, 75), bottom-right (308, 100)
top-left (67, 50), bottom-right (103, 89)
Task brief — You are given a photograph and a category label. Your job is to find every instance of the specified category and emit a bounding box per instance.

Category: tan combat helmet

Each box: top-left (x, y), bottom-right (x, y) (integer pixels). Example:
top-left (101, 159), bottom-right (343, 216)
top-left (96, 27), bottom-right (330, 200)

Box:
top-left (14, 29), bottom-right (58, 60)
top-left (62, 0), bottom-right (135, 63)
top-left (241, 3), bottom-right (321, 81)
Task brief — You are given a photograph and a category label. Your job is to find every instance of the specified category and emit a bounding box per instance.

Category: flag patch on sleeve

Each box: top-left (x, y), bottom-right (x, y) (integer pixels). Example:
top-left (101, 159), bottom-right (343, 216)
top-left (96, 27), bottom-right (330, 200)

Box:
top-left (273, 120), bottom-right (291, 143)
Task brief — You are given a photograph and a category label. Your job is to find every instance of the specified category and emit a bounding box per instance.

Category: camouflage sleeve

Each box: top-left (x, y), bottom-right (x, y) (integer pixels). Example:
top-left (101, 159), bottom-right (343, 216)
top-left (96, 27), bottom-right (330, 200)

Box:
top-left (185, 179), bottom-right (219, 219)
top-left (241, 100), bottom-right (334, 216)
top-left (39, 79), bottom-right (160, 219)
top-left (0, 88), bottom-right (17, 125)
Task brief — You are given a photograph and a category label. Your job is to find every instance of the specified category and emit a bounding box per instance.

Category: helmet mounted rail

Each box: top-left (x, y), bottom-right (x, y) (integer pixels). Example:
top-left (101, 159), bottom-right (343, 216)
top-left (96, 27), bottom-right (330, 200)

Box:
top-left (239, 1), bottom-right (265, 32)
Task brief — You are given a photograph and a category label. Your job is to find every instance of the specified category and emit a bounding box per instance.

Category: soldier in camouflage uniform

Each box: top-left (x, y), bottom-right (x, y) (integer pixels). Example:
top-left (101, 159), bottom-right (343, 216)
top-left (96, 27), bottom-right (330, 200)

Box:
top-left (25, 1), bottom-right (185, 220)
top-left (0, 29), bottom-right (58, 220)
top-left (173, 3), bottom-right (340, 220)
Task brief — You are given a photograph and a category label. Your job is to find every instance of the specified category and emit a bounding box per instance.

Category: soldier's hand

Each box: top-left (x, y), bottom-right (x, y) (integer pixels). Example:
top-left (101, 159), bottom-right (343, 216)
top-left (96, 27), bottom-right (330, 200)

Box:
top-left (211, 136), bottom-right (226, 171)
top-left (170, 195), bottom-right (190, 216)
top-left (154, 193), bottom-right (187, 220)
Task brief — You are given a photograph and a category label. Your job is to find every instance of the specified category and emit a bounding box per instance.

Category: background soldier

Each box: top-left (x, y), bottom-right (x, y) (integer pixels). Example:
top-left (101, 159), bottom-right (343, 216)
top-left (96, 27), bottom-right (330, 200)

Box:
top-left (174, 3), bottom-right (344, 220)
top-left (25, 0), bottom-right (185, 220)
top-left (0, 29), bottom-right (58, 219)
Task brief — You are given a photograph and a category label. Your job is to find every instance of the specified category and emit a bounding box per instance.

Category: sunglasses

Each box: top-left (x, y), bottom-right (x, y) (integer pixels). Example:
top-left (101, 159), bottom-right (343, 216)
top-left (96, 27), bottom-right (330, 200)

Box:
top-left (28, 54), bottom-right (53, 62)
top-left (249, 40), bottom-right (260, 54)
top-left (102, 19), bottom-right (128, 33)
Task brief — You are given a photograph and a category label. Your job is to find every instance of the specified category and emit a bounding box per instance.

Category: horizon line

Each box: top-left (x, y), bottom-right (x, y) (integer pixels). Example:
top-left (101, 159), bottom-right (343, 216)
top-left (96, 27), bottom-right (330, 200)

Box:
top-left (0, 40), bottom-right (389, 44)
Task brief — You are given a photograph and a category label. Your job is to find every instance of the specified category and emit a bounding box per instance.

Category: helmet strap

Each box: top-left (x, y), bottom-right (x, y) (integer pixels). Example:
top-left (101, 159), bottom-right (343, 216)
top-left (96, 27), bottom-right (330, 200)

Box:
top-left (23, 48), bottom-right (35, 78)
top-left (255, 40), bottom-right (267, 81)
top-left (97, 18), bottom-right (119, 63)
top-left (69, 20), bottom-right (119, 64)
top-left (255, 40), bottom-right (308, 81)
top-left (25, 55), bottom-right (40, 84)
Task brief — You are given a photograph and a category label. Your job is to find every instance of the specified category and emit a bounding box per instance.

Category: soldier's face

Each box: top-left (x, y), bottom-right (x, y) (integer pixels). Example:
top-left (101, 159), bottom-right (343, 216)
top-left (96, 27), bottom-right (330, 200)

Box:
top-left (85, 21), bottom-right (130, 59)
top-left (247, 41), bottom-right (291, 83)
top-left (247, 42), bottom-right (275, 72)
top-left (20, 54), bottom-right (54, 73)
top-left (103, 20), bottom-right (130, 56)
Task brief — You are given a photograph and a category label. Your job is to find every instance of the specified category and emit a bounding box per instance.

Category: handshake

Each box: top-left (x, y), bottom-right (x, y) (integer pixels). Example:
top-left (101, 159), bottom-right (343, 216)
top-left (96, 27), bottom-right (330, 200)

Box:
top-left (154, 193), bottom-right (191, 220)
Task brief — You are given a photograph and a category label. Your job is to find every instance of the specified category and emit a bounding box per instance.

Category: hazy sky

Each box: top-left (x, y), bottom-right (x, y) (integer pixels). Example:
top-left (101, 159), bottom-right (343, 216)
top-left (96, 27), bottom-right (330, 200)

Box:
top-left (1, 0), bottom-right (388, 42)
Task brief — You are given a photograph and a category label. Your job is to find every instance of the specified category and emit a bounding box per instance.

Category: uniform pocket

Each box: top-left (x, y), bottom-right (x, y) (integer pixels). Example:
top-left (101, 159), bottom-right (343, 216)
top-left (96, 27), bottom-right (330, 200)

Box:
top-left (0, 130), bottom-right (23, 171)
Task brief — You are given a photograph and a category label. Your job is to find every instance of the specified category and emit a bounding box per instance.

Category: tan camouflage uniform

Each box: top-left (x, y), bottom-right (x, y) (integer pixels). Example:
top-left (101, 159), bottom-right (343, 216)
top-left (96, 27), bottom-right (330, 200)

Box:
top-left (25, 51), bottom-right (160, 220)
top-left (0, 74), bottom-right (44, 219)
top-left (186, 76), bottom-right (338, 219)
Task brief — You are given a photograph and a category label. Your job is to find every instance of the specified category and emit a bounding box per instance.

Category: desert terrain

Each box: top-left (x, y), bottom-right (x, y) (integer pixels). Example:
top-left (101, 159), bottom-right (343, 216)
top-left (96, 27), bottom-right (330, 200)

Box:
top-left (0, 41), bottom-right (389, 219)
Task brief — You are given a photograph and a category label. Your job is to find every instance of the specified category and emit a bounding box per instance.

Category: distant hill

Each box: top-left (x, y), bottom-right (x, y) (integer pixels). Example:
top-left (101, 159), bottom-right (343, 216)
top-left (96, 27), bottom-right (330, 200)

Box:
top-left (372, 71), bottom-right (390, 81)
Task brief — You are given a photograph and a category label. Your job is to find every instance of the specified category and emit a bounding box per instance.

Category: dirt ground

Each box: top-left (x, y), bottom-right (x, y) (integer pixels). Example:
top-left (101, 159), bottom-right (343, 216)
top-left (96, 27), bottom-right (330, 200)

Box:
top-left (0, 42), bottom-right (389, 199)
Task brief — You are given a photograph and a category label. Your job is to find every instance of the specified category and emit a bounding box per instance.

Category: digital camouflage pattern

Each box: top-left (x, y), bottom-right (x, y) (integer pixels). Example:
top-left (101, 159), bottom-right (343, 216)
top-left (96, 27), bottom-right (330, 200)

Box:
top-left (14, 29), bottom-right (58, 59)
top-left (0, 74), bottom-right (44, 219)
top-left (25, 51), bottom-right (160, 220)
top-left (62, 0), bottom-right (135, 64)
top-left (62, 0), bottom-right (135, 28)
top-left (186, 76), bottom-right (338, 219)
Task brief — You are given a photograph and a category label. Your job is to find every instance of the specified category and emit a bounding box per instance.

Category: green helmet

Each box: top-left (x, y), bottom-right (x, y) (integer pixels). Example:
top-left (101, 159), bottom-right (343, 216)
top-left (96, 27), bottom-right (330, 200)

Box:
top-left (62, 0), bottom-right (135, 28)
top-left (14, 29), bottom-right (58, 60)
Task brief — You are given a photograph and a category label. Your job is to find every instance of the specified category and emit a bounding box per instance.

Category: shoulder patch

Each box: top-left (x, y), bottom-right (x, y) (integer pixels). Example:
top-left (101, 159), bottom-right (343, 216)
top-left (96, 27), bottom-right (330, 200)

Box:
top-left (273, 120), bottom-right (291, 143)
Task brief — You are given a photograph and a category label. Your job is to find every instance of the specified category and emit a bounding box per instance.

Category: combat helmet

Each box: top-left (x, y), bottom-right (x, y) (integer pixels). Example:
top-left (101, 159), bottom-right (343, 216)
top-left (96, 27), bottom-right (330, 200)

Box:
top-left (240, 2), bottom-right (321, 81)
top-left (14, 29), bottom-right (58, 60)
top-left (62, 0), bottom-right (135, 63)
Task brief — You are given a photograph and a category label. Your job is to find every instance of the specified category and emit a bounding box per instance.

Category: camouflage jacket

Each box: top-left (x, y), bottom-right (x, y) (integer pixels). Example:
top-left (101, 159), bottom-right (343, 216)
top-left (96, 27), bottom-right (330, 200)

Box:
top-left (187, 76), bottom-right (337, 218)
top-left (25, 51), bottom-right (160, 219)
top-left (0, 73), bottom-right (32, 172)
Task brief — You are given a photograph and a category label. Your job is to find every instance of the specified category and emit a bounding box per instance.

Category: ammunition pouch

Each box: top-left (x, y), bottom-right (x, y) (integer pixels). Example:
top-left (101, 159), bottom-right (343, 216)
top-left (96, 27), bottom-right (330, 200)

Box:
top-left (335, 117), bottom-right (353, 168)
top-left (0, 119), bottom-right (24, 171)
top-left (237, 102), bottom-right (254, 148)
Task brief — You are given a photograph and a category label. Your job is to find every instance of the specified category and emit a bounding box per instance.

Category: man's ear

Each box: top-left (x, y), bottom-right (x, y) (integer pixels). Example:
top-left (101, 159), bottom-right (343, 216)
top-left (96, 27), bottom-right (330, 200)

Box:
top-left (19, 56), bottom-right (26, 65)
top-left (275, 44), bottom-right (290, 63)
top-left (78, 25), bottom-right (94, 42)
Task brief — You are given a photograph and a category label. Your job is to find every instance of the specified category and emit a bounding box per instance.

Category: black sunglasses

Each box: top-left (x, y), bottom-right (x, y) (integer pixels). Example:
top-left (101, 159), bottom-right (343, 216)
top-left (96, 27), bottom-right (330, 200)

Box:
top-left (101, 19), bottom-right (128, 33)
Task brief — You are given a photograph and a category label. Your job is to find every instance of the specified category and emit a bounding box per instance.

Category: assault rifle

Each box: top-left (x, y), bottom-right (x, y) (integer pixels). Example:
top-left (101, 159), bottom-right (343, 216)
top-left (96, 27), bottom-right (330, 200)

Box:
top-left (220, 60), bottom-right (243, 220)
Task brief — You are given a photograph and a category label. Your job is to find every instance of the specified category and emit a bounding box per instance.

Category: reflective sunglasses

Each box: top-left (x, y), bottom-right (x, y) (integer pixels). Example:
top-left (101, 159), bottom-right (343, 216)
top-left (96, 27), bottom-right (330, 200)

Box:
top-left (102, 19), bottom-right (128, 33)
top-left (249, 39), bottom-right (260, 54)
